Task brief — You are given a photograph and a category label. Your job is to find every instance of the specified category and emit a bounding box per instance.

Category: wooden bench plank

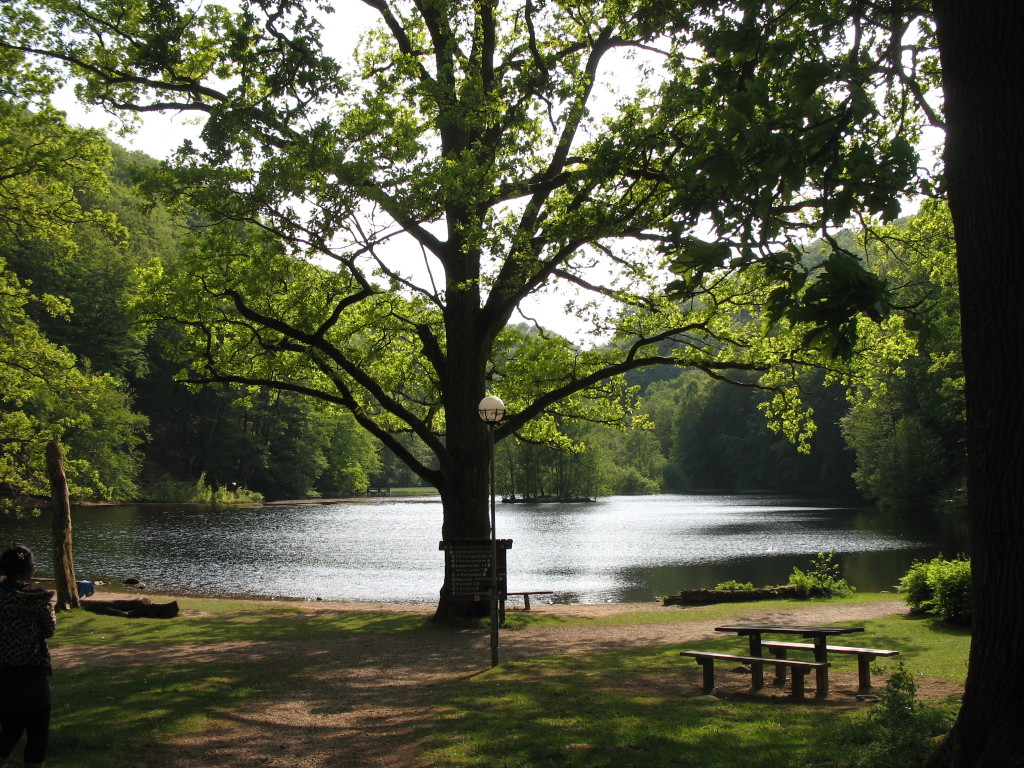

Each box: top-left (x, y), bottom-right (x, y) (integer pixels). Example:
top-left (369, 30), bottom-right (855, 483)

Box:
top-left (759, 641), bottom-right (900, 692)
top-left (760, 642), bottom-right (900, 656)
top-left (680, 651), bottom-right (829, 699)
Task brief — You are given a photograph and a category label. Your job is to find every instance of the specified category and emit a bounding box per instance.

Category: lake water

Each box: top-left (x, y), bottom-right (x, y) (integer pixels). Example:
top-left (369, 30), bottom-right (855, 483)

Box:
top-left (0, 494), bottom-right (967, 604)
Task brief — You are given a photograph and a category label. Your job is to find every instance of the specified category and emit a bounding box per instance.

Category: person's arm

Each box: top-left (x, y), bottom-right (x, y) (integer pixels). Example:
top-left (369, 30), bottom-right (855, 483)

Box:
top-left (36, 598), bottom-right (57, 639)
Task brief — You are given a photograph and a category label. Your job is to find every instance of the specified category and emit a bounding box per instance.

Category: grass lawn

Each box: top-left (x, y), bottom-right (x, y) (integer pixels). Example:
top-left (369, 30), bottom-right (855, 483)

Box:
top-left (51, 597), bottom-right (432, 647)
top-left (40, 595), bottom-right (966, 768)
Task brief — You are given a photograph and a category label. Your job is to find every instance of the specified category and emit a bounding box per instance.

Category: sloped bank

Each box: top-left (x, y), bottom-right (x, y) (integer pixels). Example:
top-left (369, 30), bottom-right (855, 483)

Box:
top-left (663, 585), bottom-right (801, 606)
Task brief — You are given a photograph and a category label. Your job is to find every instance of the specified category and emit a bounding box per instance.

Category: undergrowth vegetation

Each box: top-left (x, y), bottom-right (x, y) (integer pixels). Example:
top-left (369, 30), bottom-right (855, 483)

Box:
top-left (140, 472), bottom-right (264, 504)
top-left (709, 551), bottom-right (855, 598)
top-left (899, 555), bottom-right (972, 625)
top-left (818, 664), bottom-right (955, 768)
top-left (788, 550), bottom-right (856, 598)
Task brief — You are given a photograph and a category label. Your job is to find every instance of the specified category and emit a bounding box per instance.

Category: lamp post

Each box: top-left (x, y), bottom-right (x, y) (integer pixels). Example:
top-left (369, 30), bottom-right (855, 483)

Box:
top-left (478, 394), bottom-right (505, 668)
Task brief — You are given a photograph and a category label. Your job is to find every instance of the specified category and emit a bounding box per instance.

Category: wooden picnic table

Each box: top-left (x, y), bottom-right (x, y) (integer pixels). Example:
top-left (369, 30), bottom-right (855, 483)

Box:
top-left (714, 624), bottom-right (865, 697)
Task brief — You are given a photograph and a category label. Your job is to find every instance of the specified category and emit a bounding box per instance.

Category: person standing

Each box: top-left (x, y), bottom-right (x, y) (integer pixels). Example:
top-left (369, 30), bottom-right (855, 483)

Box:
top-left (0, 545), bottom-right (56, 768)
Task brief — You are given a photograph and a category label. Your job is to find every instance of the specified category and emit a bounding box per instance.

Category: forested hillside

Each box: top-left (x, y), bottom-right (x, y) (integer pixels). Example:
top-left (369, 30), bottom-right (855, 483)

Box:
top-left (0, 106), bottom-right (381, 501)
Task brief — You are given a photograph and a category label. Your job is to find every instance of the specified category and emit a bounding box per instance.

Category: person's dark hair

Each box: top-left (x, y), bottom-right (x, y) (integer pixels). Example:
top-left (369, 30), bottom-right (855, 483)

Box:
top-left (0, 543), bottom-right (35, 579)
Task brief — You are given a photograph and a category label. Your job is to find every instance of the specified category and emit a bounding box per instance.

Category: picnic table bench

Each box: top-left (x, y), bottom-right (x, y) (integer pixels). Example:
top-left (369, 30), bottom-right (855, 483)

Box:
top-left (680, 650), bottom-right (829, 700)
top-left (759, 641), bottom-right (900, 692)
top-left (504, 590), bottom-right (553, 610)
top-left (714, 624), bottom-right (866, 697)
top-left (679, 625), bottom-right (899, 699)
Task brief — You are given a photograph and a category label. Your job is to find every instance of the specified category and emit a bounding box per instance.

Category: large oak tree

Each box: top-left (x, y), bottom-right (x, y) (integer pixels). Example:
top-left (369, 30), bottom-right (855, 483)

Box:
top-left (1, 0), bottom-right (933, 618)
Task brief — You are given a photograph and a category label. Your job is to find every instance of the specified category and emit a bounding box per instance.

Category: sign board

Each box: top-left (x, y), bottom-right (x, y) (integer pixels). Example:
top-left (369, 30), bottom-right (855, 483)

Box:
top-left (439, 539), bottom-right (512, 600)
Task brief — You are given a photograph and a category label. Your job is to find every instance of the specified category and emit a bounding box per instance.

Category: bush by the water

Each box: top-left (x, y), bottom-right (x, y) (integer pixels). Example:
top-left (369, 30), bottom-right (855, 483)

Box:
top-left (696, 553), bottom-right (853, 598)
top-left (142, 472), bottom-right (264, 504)
top-left (713, 579), bottom-right (755, 590)
top-left (899, 555), bottom-right (972, 624)
top-left (787, 550), bottom-right (855, 598)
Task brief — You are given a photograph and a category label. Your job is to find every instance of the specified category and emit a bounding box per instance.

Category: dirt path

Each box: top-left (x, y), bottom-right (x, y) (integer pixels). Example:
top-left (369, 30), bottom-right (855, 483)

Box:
top-left (51, 598), bottom-right (935, 768)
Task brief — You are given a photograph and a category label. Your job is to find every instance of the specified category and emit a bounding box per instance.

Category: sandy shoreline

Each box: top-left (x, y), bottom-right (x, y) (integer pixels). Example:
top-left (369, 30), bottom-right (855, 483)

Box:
top-left (80, 589), bottom-right (678, 619)
top-left (61, 592), bottom-right (912, 671)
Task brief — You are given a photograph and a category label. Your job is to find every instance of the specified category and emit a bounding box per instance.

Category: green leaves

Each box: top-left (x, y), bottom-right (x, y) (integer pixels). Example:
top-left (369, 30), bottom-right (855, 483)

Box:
top-left (0, 98), bottom-right (150, 500)
top-left (0, 258), bottom-right (144, 499)
top-left (778, 250), bottom-right (890, 359)
top-left (665, 231), bottom-right (891, 360)
top-left (840, 201), bottom-right (964, 512)
top-left (0, 101), bottom-right (115, 246)
top-left (665, 236), bottom-right (733, 295)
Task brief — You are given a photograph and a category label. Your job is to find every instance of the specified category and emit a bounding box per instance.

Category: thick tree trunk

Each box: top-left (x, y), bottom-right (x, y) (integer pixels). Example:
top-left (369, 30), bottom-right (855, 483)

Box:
top-left (930, 3), bottom-right (1024, 766)
top-left (432, 293), bottom-right (501, 621)
top-left (46, 440), bottom-right (80, 611)
top-left (433, 444), bottom-right (494, 623)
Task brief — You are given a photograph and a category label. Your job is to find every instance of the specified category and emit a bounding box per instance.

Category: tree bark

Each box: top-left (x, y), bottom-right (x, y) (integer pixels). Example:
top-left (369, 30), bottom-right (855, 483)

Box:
top-left (46, 440), bottom-right (80, 611)
top-left (431, 290), bottom-right (499, 621)
top-left (930, 2), bottom-right (1024, 766)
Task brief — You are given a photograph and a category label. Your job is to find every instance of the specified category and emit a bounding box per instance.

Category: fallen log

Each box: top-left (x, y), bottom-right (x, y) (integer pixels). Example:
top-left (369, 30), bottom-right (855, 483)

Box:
top-left (81, 597), bottom-right (179, 618)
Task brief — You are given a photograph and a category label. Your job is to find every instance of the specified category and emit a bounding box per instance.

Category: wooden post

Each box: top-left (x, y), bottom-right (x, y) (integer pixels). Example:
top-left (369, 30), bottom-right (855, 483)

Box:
top-left (46, 440), bottom-right (79, 610)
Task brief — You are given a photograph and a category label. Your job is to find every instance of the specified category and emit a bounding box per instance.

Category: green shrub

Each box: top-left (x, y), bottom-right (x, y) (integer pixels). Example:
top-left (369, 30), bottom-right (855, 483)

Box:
top-left (820, 663), bottom-right (954, 767)
top-left (788, 550), bottom-right (855, 598)
top-left (714, 580), bottom-right (755, 590)
top-left (899, 559), bottom-right (933, 609)
top-left (900, 555), bottom-right (972, 624)
top-left (931, 559), bottom-right (972, 624)
top-left (142, 472), bottom-right (263, 504)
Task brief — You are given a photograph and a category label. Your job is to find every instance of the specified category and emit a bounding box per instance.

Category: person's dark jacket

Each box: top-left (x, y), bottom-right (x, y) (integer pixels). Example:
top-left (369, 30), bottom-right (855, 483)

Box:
top-left (0, 579), bottom-right (56, 674)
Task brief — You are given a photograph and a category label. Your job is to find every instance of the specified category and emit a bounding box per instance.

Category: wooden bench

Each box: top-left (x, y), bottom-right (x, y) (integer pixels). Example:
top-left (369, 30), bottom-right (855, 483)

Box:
top-left (760, 641), bottom-right (900, 692)
top-left (505, 590), bottom-right (553, 610)
top-left (680, 651), bottom-right (829, 700)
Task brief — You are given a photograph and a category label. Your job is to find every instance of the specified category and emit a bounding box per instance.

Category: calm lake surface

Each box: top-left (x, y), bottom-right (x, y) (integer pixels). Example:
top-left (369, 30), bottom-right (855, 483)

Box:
top-left (1, 494), bottom-right (968, 604)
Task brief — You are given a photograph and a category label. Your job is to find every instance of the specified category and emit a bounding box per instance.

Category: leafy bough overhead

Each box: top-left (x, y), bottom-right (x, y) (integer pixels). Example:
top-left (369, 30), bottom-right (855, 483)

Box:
top-left (140, 231), bottom-right (789, 481)
top-left (3, 0), bottom-right (939, 616)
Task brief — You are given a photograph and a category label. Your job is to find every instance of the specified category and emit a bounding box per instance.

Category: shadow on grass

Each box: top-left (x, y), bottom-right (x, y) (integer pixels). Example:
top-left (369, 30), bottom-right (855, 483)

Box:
top-left (425, 620), bottom-right (967, 768)
top-left (42, 598), bottom-right (962, 768)
top-left (427, 658), bottom-right (854, 768)
top-left (50, 622), bottom-right (492, 768)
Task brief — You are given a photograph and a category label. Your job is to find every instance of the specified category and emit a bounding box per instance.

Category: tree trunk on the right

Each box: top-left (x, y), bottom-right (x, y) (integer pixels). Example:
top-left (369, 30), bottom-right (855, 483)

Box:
top-left (931, 2), bottom-right (1024, 766)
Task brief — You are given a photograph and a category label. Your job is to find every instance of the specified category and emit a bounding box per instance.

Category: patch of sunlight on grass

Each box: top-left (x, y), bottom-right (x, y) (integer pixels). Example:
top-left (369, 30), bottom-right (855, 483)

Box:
top-left (53, 599), bottom-right (432, 647)
top-left (504, 593), bottom-right (899, 632)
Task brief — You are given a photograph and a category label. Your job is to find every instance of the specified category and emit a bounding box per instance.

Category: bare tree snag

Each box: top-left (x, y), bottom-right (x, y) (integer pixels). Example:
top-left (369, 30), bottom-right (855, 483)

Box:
top-left (46, 440), bottom-right (79, 610)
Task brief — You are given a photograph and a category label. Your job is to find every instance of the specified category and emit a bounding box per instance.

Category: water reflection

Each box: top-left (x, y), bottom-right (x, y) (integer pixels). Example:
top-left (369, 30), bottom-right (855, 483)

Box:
top-left (0, 494), bottom-right (966, 604)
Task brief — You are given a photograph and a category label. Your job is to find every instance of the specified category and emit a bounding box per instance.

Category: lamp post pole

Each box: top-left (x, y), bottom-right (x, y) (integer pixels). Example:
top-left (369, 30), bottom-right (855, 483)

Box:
top-left (478, 395), bottom-right (505, 669)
